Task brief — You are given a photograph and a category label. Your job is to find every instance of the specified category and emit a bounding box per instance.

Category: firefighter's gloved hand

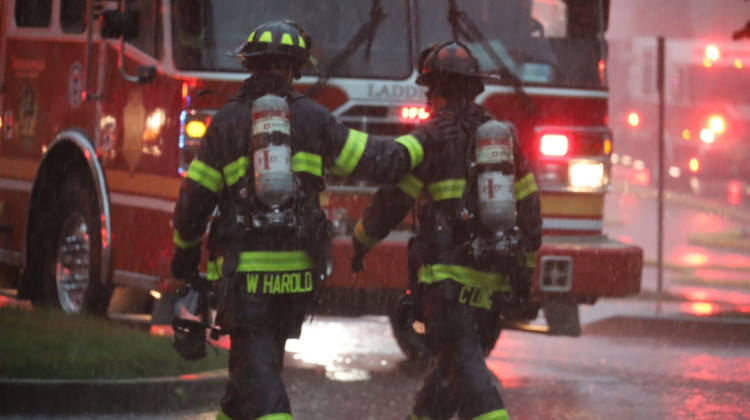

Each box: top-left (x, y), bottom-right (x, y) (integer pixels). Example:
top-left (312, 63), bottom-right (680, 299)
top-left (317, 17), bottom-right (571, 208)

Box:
top-left (351, 237), bottom-right (368, 273)
top-left (171, 245), bottom-right (201, 281)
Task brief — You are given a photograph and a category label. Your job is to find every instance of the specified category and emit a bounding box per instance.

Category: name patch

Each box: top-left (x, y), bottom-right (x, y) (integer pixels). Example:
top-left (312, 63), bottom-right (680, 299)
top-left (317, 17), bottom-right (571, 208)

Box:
top-left (247, 271), bottom-right (314, 294)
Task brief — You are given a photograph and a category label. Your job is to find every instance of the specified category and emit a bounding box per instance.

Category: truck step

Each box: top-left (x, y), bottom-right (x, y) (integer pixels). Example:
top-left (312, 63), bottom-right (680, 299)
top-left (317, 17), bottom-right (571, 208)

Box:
top-left (500, 320), bottom-right (551, 334)
top-left (107, 313), bottom-right (152, 329)
top-left (0, 287), bottom-right (18, 298)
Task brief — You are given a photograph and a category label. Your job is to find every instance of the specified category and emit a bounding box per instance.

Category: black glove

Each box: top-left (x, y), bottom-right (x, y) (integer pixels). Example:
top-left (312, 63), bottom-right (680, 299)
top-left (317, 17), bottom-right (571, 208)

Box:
top-left (171, 246), bottom-right (201, 282)
top-left (351, 237), bottom-right (369, 273)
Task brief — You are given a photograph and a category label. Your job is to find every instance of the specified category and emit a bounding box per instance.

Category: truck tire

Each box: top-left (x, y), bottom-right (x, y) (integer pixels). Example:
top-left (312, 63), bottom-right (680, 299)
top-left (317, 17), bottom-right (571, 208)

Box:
top-left (36, 168), bottom-right (112, 315)
top-left (389, 295), bottom-right (502, 361)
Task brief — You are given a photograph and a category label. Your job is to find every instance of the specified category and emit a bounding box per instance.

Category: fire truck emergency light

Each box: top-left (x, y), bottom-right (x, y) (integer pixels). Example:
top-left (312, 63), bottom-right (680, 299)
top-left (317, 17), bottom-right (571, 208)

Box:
top-left (699, 128), bottom-right (715, 144)
top-left (708, 115), bottom-right (726, 134)
top-left (627, 112), bottom-right (640, 127)
top-left (400, 106), bottom-right (430, 122)
top-left (689, 158), bottom-right (700, 172)
top-left (705, 45), bottom-right (720, 61)
top-left (540, 134), bottom-right (569, 156)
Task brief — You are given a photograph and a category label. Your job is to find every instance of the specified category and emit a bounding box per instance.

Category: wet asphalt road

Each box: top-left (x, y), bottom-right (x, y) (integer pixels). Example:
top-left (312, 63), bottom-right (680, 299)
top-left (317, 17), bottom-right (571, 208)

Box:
top-left (6, 303), bottom-right (749, 420)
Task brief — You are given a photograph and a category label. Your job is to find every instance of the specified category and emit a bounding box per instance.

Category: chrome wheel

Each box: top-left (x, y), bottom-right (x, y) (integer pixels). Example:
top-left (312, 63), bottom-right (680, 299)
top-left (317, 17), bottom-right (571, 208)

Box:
top-left (55, 213), bottom-right (91, 313)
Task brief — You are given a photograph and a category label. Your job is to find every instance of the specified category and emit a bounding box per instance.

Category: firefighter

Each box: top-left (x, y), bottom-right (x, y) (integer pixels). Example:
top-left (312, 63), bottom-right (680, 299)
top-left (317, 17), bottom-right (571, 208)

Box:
top-left (170, 21), bottom-right (423, 420)
top-left (351, 41), bottom-right (542, 420)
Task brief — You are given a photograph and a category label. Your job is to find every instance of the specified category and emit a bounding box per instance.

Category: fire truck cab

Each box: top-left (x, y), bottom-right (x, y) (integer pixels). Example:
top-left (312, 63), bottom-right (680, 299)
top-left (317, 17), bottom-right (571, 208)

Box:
top-left (0, 0), bottom-right (641, 355)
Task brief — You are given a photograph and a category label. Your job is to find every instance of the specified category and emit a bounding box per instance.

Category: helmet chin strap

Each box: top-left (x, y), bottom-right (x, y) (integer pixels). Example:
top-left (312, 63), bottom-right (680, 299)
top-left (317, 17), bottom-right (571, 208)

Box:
top-left (252, 67), bottom-right (295, 81)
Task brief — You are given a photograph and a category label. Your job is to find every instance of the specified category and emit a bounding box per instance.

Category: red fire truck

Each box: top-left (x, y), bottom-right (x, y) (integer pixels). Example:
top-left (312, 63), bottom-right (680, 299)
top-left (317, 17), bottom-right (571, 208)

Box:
top-left (0, 0), bottom-right (641, 353)
top-left (609, 37), bottom-right (750, 194)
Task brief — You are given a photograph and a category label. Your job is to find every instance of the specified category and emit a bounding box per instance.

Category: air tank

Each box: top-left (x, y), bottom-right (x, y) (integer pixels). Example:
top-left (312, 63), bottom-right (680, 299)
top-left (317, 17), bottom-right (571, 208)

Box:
top-left (475, 120), bottom-right (517, 233)
top-left (251, 94), bottom-right (295, 209)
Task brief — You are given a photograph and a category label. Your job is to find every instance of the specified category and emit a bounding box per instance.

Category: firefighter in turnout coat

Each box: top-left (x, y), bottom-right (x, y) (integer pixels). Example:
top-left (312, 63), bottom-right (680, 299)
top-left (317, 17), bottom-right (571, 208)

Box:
top-left (170, 21), bottom-right (424, 420)
top-left (351, 41), bottom-right (542, 420)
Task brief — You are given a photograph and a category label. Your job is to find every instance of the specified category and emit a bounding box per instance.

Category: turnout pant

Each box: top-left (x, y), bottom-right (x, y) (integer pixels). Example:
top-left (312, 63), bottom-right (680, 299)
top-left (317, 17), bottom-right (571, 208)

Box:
top-left (411, 280), bottom-right (509, 420)
top-left (219, 273), bottom-right (313, 420)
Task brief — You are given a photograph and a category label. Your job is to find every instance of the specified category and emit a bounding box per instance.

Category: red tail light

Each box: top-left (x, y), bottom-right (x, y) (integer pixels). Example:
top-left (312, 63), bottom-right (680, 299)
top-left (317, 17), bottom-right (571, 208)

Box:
top-left (540, 134), bottom-right (569, 157)
top-left (400, 106), bottom-right (430, 122)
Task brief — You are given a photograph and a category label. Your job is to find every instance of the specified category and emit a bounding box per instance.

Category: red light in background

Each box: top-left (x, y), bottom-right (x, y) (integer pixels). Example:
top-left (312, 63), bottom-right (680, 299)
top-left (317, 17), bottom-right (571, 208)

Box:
top-left (705, 45), bottom-right (720, 61)
top-left (631, 168), bottom-right (651, 186)
top-left (680, 250), bottom-right (709, 266)
top-left (400, 106), bottom-right (430, 122)
top-left (540, 134), bottom-right (569, 156)
top-left (728, 180), bottom-right (742, 206)
top-left (627, 112), bottom-right (640, 127)
top-left (689, 158), bottom-right (700, 172)
top-left (708, 115), bottom-right (726, 133)
top-left (685, 302), bottom-right (717, 316)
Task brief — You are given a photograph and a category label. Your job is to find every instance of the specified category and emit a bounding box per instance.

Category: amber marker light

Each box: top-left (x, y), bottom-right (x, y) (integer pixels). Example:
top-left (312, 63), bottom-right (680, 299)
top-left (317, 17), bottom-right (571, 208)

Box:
top-left (185, 120), bottom-right (207, 138)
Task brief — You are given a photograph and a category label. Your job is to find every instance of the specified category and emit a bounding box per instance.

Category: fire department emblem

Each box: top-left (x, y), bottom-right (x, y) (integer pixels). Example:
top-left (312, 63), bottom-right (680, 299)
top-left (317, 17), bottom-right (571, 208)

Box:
top-left (122, 90), bottom-right (146, 172)
top-left (18, 84), bottom-right (38, 149)
top-left (67, 62), bottom-right (84, 107)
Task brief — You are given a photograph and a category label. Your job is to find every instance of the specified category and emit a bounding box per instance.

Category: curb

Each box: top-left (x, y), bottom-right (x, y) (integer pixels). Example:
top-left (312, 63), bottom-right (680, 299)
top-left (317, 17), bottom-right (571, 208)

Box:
top-left (583, 314), bottom-right (750, 345)
top-left (0, 369), bottom-right (228, 416)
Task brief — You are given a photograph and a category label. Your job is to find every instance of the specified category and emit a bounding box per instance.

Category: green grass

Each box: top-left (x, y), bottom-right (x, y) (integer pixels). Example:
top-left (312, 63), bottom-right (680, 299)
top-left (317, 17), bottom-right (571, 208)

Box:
top-left (0, 306), bottom-right (228, 380)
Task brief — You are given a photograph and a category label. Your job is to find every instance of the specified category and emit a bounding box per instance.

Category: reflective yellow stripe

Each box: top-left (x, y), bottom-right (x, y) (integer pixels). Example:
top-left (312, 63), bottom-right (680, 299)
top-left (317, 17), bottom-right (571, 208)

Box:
top-left (418, 264), bottom-right (511, 292)
top-left (471, 409), bottom-right (510, 420)
top-left (173, 231), bottom-right (201, 249)
top-left (186, 159), bottom-right (223, 193)
top-left (258, 31), bottom-right (273, 43)
top-left (298, 36), bottom-right (306, 48)
top-left (207, 257), bottom-right (224, 281)
top-left (330, 129), bottom-right (368, 177)
top-left (354, 221), bottom-right (380, 248)
top-left (238, 251), bottom-right (314, 272)
top-left (256, 414), bottom-right (293, 420)
top-left (427, 179), bottom-right (466, 201)
top-left (526, 251), bottom-right (537, 268)
top-left (515, 173), bottom-right (538, 200)
top-left (395, 135), bottom-right (424, 169)
top-left (292, 152), bottom-right (322, 177)
top-left (223, 157), bottom-right (249, 186)
top-left (397, 174), bottom-right (424, 199)
top-left (247, 32), bottom-right (256, 42)
top-left (281, 33), bottom-right (294, 45)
